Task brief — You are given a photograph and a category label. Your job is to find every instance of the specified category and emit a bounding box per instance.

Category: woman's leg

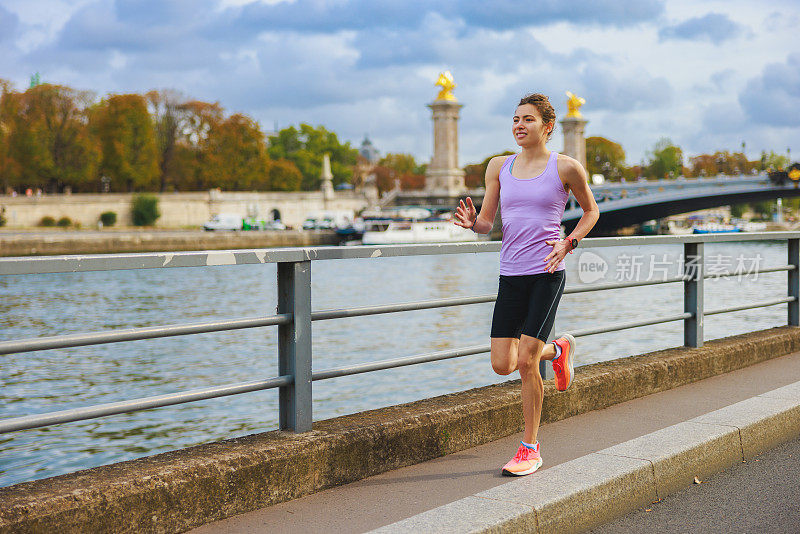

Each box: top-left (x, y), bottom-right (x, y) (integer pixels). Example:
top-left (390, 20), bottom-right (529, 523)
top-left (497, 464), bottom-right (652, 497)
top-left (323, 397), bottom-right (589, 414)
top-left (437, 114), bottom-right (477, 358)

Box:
top-left (517, 334), bottom-right (546, 444)
top-left (491, 335), bottom-right (557, 444)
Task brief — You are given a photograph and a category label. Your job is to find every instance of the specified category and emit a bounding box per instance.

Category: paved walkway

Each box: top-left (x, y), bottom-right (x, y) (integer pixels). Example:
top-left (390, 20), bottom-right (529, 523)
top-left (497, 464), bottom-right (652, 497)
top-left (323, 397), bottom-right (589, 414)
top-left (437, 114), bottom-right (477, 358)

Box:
top-left (191, 350), bottom-right (800, 534)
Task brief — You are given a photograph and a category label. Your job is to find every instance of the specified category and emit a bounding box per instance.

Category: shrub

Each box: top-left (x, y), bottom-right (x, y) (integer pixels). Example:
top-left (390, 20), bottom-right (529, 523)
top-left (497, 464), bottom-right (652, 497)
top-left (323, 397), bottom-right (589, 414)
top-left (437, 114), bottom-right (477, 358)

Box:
top-left (131, 194), bottom-right (160, 226)
top-left (0, 209), bottom-right (6, 227)
top-left (57, 217), bottom-right (72, 227)
top-left (100, 211), bottom-right (117, 227)
top-left (39, 216), bottom-right (56, 227)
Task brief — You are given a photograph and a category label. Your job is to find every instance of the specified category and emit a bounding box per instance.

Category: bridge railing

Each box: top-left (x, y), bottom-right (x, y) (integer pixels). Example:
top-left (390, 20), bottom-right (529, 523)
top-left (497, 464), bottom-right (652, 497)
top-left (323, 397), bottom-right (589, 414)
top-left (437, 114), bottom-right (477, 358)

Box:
top-left (1, 232), bottom-right (798, 434)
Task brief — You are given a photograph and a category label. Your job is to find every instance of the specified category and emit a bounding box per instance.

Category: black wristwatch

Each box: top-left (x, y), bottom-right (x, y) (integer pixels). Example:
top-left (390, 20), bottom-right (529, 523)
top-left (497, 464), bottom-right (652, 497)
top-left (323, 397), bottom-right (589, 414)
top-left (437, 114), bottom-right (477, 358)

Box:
top-left (570, 238), bottom-right (579, 250)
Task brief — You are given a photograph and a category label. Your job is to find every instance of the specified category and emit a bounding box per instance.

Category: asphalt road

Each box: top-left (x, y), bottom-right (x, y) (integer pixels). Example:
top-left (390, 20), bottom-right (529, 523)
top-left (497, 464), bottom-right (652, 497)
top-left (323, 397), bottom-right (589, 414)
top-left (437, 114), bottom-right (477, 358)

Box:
top-left (590, 434), bottom-right (800, 534)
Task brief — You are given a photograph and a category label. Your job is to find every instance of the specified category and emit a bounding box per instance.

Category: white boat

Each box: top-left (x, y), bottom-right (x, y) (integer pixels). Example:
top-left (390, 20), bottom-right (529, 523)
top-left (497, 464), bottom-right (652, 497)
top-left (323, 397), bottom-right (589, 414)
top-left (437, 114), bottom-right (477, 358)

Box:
top-left (665, 220), bottom-right (693, 235)
top-left (360, 208), bottom-right (483, 245)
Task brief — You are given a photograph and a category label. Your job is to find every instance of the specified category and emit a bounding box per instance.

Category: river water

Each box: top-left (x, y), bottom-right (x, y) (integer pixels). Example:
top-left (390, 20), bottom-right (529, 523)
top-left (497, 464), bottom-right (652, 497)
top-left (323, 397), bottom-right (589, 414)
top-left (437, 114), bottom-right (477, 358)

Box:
top-left (0, 240), bottom-right (791, 487)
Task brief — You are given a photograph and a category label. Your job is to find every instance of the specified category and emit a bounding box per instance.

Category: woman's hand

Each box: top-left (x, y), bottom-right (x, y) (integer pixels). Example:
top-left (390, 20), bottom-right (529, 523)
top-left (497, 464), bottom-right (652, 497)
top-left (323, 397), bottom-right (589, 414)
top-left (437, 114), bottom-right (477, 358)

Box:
top-left (544, 239), bottom-right (571, 273)
top-left (454, 197), bottom-right (477, 229)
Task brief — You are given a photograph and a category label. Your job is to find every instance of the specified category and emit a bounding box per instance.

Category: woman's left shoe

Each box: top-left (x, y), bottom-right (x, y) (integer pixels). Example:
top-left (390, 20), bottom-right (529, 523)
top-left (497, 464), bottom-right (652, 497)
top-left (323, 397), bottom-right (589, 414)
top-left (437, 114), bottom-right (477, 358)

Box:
top-left (552, 334), bottom-right (575, 391)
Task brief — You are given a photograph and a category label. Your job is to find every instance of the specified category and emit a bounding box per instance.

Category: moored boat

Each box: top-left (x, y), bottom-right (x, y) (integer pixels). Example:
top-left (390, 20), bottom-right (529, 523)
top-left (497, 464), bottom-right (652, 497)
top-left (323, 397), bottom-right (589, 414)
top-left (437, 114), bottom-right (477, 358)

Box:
top-left (360, 207), bottom-right (483, 245)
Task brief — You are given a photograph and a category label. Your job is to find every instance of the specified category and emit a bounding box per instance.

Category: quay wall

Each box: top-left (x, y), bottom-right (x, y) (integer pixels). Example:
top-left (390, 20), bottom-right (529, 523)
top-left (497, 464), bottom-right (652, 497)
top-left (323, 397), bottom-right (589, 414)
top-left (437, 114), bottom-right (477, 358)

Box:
top-left (2, 326), bottom-right (799, 533)
top-left (0, 190), bottom-right (371, 229)
top-left (0, 229), bottom-right (340, 256)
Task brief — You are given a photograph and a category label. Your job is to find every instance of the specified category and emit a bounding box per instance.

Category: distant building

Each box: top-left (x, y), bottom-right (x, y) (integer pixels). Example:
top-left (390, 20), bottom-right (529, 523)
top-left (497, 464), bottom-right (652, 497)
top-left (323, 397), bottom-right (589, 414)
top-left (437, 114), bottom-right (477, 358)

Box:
top-left (354, 135), bottom-right (380, 201)
top-left (359, 136), bottom-right (380, 164)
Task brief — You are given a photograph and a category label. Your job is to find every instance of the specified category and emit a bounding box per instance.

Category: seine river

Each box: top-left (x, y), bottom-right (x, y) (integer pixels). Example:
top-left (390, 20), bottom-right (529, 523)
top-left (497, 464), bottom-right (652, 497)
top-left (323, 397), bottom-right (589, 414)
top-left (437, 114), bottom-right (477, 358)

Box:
top-left (0, 240), bottom-right (791, 487)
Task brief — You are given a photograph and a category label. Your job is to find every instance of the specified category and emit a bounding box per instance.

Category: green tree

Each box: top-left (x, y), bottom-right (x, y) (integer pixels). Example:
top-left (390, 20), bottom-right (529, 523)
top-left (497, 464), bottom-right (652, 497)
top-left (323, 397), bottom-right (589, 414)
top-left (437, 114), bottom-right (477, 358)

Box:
top-left (586, 136), bottom-right (627, 181)
top-left (646, 138), bottom-right (683, 179)
top-left (200, 113), bottom-right (270, 190)
top-left (268, 124), bottom-right (358, 190)
top-left (4, 84), bottom-right (100, 192)
top-left (91, 93), bottom-right (159, 192)
top-left (764, 150), bottom-right (790, 171)
top-left (378, 153), bottom-right (418, 175)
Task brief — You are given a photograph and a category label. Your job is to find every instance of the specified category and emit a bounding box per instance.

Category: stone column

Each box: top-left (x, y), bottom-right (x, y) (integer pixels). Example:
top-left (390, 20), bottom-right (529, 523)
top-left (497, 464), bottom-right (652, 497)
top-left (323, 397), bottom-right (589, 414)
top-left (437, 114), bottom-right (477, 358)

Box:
top-left (560, 116), bottom-right (588, 169)
top-left (425, 100), bottom-right (466, 194)
top-left (321, 153), bottom-right (334, 202)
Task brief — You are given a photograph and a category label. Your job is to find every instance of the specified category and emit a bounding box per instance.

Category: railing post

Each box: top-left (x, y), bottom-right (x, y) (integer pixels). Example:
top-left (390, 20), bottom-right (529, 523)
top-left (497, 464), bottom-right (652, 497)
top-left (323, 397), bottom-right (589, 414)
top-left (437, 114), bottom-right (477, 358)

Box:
top-left (684, 242), bottom-right (704, 348)
top-left (789, 239), bottom-right (799, 326)
top-left (539, 328), bottom-right (555, 380)
top-left (277, 260), bottom-right (313, 432)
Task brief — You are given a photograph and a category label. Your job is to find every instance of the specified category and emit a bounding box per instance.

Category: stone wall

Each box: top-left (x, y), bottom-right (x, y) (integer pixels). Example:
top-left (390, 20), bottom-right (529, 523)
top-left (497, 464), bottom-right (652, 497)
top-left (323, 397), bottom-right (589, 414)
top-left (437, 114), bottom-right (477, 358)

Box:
top-left (0, 191), bottom-right (371, 229)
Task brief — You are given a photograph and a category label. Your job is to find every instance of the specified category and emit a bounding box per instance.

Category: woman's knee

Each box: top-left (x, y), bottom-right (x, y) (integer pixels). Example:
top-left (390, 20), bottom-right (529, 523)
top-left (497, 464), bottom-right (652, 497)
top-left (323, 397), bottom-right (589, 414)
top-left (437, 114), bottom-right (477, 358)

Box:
top-left (517, 355), bottom-right (539, 375)
top-left (517, 338), bottom-right (544, 375)
top-left (492, 358), bottom-right (515, 375)
top-left (490, 339), bottom-right (518, 375)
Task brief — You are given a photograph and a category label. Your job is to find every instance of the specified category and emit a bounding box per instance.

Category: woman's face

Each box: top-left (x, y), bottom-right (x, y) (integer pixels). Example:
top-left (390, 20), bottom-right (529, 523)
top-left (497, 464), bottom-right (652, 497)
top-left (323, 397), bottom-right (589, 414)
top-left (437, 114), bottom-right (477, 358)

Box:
top-left (512, 103), bottom-right (551, 147)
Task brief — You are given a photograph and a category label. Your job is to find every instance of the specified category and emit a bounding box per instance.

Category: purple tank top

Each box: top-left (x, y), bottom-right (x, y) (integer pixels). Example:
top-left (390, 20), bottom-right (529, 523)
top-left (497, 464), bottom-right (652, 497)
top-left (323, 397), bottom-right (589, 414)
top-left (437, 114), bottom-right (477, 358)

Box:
top-left (499, 151), bottom-right (569, 276)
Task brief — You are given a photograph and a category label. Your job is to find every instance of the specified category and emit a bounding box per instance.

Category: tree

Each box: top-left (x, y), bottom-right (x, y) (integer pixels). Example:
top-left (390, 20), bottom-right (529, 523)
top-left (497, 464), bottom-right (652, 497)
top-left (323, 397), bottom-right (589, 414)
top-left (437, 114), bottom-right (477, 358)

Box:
top-left (199, 113), bottom-right (269, 190)
top-left (764, 150), bottom-right (790, 171)
top-left (0, 79), bottom-right (15, 193)
top-left (147, 90), bottom-right (190, 192)
top-left (646, 138), bottom-right (683, 179)
top-left (586, 136), bottom-right (627, 181)
top-left (268, 124), bottom-right (358, 190)
top-left (4, 84), bottom-right (100, 192)
top-left (374, 153), bottom-right (426, 192)
top-left (91, 93), bottom-right (159, 192)
top-left (688, 151), bottom-right (758, 177)
top-left (268, 159), bottom-right (303, 191)
top-left (463, 151), bottom-right (515, 189)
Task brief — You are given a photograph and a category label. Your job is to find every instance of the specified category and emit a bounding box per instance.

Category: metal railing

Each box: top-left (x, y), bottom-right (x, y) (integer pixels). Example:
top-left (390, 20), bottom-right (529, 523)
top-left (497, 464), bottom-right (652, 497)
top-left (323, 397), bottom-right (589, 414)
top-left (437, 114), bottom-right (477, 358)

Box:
top-left (1, 232), bottom-right (798, 434)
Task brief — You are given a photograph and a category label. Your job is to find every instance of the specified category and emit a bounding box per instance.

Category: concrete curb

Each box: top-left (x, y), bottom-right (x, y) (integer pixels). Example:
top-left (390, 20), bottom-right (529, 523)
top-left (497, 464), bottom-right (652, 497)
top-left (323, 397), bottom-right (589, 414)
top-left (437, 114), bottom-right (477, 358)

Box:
top-left (2, 327), bottom-right (800, 534)
top-left (370, 380), bottom-right (800, 534)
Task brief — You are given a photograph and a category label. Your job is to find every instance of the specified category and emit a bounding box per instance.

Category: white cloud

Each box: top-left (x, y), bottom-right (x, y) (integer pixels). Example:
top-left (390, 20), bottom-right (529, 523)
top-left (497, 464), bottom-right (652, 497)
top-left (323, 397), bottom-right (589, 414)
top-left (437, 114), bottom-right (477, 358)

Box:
top-left (1, 0), bottom-right (797, 166)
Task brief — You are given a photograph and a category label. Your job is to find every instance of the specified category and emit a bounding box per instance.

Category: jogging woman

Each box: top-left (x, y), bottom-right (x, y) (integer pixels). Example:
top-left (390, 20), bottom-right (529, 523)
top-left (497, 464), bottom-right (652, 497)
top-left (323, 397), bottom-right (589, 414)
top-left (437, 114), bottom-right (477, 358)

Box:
top-left (454, 93), bottom-right (599, 476)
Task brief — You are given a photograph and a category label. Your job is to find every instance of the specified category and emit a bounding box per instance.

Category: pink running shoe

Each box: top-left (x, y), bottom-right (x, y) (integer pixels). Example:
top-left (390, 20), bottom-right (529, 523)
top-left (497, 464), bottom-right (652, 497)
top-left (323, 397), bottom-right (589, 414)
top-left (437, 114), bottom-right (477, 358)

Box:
top-left (501, 443), bottom-right (542, 476)
top-left (552, 334), bottom-right (576, 391)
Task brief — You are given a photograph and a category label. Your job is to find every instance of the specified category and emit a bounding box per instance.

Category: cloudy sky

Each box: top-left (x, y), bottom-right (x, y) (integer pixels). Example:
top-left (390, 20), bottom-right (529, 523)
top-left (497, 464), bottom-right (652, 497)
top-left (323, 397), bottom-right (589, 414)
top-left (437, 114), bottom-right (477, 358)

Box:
top-left (1, 0), bottom-right (798, 167)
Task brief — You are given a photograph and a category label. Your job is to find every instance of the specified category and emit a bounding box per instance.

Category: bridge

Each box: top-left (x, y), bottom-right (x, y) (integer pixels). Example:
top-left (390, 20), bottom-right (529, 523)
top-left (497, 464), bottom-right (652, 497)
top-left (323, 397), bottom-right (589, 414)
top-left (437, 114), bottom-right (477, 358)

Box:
top-left (563, 173), bottom-right (800, 233)
top-left (397, 173), bottom-right (799, 234)
top-left (2, 233), bottom-right (800, 533)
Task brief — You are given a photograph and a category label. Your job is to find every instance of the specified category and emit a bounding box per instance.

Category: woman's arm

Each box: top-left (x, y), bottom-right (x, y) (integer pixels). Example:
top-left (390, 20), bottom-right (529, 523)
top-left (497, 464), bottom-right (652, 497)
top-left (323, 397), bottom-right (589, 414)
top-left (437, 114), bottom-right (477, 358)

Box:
top-left (543, 156), bottom-right (600, 272)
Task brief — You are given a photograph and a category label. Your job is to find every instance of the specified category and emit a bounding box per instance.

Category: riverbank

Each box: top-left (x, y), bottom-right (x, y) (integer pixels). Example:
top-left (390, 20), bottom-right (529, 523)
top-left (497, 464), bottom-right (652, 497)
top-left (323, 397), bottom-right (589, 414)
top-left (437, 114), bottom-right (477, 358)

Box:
top-left (0, 229), bottom-right (340, 256)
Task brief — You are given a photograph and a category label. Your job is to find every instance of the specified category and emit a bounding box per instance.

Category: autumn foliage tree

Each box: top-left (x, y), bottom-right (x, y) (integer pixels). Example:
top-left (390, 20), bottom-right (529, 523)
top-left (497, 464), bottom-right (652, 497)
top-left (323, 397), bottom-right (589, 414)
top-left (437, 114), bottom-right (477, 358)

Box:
top-left (200, 113), bottom-right (270, 190)
top-left (4, 84), bottom-right (99, 192)
top-left (463, 151), bottom-right (515, 189)
top-left (0, 82), bottom-right (372, 195)
top-left (91, 93), bottom-right (159, 191)
top-left (372, 153), bottom-right (425, 193)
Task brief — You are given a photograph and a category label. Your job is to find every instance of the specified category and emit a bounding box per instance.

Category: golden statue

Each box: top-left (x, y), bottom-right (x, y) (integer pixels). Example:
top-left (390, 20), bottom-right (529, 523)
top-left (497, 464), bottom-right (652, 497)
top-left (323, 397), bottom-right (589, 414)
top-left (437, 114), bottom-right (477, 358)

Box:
top-left (565, 91), bottom-right (586, 118)
top-left (435, 71), bottom-right (457, 101)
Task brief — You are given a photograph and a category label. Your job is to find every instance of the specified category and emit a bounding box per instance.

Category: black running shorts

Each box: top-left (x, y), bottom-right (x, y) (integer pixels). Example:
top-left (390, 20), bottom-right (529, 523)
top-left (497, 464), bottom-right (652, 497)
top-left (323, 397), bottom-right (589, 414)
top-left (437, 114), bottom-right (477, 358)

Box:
top-left (490, 270), bottom-right (566, 342)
